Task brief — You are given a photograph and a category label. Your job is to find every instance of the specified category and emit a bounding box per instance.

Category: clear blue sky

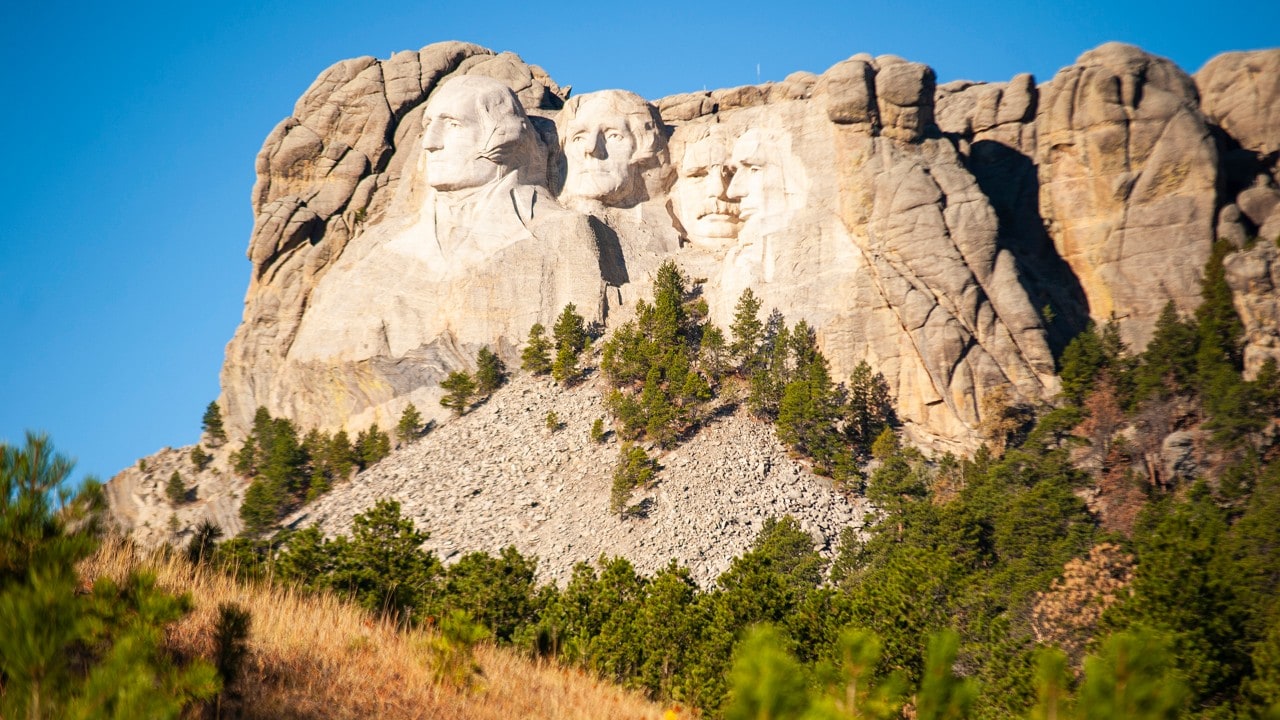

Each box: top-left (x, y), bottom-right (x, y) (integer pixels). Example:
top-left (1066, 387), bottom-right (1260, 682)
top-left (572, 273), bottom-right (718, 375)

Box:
top-left (2, 0), bottom-right (1276, 483)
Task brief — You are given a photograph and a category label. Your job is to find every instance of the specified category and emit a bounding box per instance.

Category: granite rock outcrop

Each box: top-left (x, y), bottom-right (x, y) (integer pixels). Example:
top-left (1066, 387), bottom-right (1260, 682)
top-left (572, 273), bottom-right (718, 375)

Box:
top-left (219, 41), bottom-right (1280, 452)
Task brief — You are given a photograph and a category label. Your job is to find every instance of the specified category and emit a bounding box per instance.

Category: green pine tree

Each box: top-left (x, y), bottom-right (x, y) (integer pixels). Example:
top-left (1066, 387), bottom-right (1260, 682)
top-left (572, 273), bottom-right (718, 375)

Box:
top-left (396, 403), bottom-right (424, 444)
top-left (521, 323), bottom-right (553, 375)
top-left (611, 443), bottom-right (658, 517)
top-left (476, 346), bottom-right (506, 394)
top-left (729, 288), bottom-right (764, 369)
top-left (189, 444), bottom-right (211, 472)
top-left (440, 370), bottom-right (477, 416)
top-left (355, 424), bottom-right (391, 468)
top-left (552, 304), bottom-right (588, 384)
top-left (166, 471), bottom-right (187, 505)
top-left (202, 401), bottom-right (227, 445)
top-left (723, 624), bottom-right (812, 720)
top-left (1077, 628), bottom-right (1187, 720)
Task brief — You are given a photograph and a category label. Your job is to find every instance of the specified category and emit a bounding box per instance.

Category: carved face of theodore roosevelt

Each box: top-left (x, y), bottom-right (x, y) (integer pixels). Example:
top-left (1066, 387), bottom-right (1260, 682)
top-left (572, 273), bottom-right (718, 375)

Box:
top-left (673, 131), bottom-right (741, 249)
top-left (421, 76), bottom-right (536, 192)
top-left (558, 90), bottom-right (664, 206)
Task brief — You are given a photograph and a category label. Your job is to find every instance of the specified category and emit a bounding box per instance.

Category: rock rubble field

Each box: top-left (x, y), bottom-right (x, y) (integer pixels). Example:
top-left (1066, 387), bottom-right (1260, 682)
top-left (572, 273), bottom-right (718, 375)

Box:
top-left (291, 369), bottom-right (868, 587)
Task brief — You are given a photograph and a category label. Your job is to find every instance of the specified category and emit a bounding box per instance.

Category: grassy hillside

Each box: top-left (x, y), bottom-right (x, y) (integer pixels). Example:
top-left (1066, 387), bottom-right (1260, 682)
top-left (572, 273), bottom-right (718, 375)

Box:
top-left (80, 536), bottom-right (665, 719)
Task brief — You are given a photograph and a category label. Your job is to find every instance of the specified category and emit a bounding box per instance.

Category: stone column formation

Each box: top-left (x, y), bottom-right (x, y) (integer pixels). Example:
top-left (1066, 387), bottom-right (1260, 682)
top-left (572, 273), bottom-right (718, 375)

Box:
top-left (219, 41), bottom-right (1280, 451)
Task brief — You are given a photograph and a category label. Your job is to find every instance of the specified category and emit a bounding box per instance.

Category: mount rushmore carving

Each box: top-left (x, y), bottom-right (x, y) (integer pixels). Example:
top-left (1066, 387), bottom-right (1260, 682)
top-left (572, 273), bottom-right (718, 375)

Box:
top-left (219, 41), bottom-right (1280, 451)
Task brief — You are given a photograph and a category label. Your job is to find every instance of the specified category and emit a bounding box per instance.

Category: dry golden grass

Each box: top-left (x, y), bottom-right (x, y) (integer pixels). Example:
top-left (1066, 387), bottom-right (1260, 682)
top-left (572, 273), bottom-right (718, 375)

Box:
top-left (81, 536), bottom-right (667, 720)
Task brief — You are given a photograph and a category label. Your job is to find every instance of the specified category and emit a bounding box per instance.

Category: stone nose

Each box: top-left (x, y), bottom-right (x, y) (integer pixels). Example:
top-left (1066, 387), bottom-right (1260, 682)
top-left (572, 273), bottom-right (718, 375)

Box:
top-left (725, 167), bottom-right (747, 200)
top-left (423, 120), bottom-right (445, 151)
top-left (713, 165), bottom-right (734, 199)
top-left (585, 130), bottom-right (607, 159)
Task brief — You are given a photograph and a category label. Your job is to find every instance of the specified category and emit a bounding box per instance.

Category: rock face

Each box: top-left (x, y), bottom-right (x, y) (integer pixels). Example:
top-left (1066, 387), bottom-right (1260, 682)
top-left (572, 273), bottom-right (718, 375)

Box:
top-left (1036, 43), bottom-right (1219, 350)
top-left (219, 40), bottom-right (1280, 452)
top-left (1197, 49), bottom-right (1280, 377)
top-left (105, 444), bottom-right (247, 547)
top-left (222, 44), bottom-right (573, 437)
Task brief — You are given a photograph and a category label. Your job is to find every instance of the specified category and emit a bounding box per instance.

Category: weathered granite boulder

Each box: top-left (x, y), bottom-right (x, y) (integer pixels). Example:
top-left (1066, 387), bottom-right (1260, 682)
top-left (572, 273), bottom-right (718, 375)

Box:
top-left (1225, 240), bottom-right (1280, 378)
top-left (1195, 49), bottom-right (1280, 162)
top-left (1037, 43), bottom-right (1219, 350)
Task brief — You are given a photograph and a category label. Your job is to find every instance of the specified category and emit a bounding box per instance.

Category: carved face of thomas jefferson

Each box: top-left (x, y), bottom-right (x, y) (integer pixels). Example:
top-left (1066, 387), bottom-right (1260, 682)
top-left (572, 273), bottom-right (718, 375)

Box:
top-left (421, 76), bottom-right (537, 192)
top-left (558, 90), bottom-right (665, 207)
top-left (725, 129), bottom-right (787, 226)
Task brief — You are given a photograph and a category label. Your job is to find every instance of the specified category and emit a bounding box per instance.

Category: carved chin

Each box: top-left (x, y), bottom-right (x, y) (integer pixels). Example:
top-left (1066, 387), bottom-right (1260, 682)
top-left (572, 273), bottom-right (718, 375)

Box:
top-left (565, 170), bottom-right (629, 202)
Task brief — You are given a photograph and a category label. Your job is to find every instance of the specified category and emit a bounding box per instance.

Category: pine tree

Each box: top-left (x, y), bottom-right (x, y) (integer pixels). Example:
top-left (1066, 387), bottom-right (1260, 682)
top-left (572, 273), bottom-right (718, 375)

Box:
top-left (327, 430), bottom-right (356, 480)
top-left (166, 471), bottom-right (187, 505)
top-left (700, 324), bottom-right (729, 380)
top-left (552, 304), bottom-right (587, 384)
top-left (1195, 239), bottom-right (1246, 371)
top-left (185, 520), bottom-right (223, 564)
top-left (239, 478), bottom-right (283, 536)
top-left (847, 361), bottom-right (896, 452)
top-left (396, 403), bottom-right (424, 444)
top-left (611, 443), bottom-right (658, 517)
top-left (915, 630), bottom-right (978, 720)
top-left (651, 260), bottom-right (689, 347)
top-left (1059, 320), bottom-right (1129, 404)
top-left (641, 366), bottom-right (678, 448)
top-left (440, 370), bottom-right (477, 416)
top-left (475, 346), bottom-right (506, 394)
top-left (729, 288), bottom-right (764, 369)
top-left (748, 311), bottom-right (791, 418)
top-left (231, 440), bottom-right (256, 477)
top-left (0, 436), bottom-right (220, 718)
top-left (202, 401), bottom-right (227, 445)
top-left (190, 444), bottom-right (211, 472)
top-left (325, 499), bottom-right (441, 623)
top-left (521, 323), bottom-right (554, 375)
top-left (724, 625), bottom-right (812, 720)
top-left (1077, 628), bottom-right (1187, 719)
top-left (355, 424), bottom-right (391, 468)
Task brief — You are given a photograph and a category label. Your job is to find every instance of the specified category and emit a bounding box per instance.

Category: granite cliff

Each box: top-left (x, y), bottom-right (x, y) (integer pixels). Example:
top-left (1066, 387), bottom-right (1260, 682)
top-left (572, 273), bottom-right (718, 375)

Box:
top-left (218, 41), bottom-right (1280, 453)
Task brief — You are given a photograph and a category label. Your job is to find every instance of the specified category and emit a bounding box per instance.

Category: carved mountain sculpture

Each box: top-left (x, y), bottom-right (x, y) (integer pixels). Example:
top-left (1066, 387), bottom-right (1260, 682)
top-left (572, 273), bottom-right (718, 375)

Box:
top-left (219, 42), bottom-right (1280, 450)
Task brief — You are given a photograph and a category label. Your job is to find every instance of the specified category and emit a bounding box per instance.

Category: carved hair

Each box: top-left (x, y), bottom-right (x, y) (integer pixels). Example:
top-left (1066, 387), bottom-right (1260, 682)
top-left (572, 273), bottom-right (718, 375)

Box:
top-left (423, 75), bottom-right (543, 181)
top-left (555, 89), bottom-right (667, 166)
